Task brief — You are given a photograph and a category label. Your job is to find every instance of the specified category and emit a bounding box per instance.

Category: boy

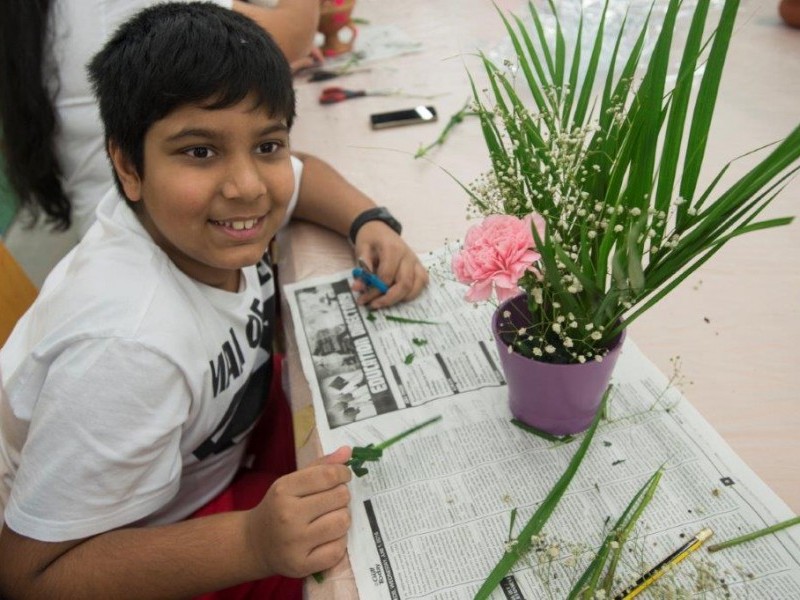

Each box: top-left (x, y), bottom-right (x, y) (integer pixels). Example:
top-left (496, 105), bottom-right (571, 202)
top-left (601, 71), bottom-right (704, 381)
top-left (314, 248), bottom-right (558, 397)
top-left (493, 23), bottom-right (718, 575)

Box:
top-left (0, 3), bottom-right (428, 598)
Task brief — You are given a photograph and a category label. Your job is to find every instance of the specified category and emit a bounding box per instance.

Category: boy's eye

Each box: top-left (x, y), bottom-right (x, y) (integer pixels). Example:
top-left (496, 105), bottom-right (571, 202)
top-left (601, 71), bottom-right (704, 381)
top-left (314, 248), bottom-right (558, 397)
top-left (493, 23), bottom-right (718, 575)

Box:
top-left (184, 146), bottom-right (215, 159)
top-left (257, 141), bottom-right (282, 154)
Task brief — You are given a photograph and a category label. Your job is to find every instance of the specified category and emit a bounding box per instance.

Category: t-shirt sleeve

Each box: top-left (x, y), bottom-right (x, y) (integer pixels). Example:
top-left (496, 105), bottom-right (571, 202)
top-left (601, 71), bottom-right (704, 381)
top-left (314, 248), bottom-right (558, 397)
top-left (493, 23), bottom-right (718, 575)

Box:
top-left (279, 155), bottom-right (304, 229)
top-left (4, 338), bottom-right (191, 542)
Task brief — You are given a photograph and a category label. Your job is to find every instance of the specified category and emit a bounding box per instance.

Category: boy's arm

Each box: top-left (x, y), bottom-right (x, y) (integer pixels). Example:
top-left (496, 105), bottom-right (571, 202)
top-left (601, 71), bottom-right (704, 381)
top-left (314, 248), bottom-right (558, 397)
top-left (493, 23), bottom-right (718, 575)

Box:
top-left (232, 0), bottom-right (320, 65)
top-left (290, 152), bottom-right (429, 308)
top-left (0, 448), bottom-right (352, 599)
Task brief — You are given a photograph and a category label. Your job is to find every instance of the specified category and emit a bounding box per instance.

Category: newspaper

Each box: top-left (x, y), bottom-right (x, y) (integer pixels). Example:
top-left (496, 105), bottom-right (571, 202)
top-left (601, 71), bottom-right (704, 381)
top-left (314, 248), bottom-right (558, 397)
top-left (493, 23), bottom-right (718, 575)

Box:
top-left (284, 249), bottom-right (800, 599)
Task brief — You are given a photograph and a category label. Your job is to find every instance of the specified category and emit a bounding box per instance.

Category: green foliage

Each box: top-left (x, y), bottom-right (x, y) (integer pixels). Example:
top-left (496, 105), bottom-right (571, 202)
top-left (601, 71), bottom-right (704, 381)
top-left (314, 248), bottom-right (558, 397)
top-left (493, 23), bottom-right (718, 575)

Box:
top-left (471, 0), bottom-right (798, 364)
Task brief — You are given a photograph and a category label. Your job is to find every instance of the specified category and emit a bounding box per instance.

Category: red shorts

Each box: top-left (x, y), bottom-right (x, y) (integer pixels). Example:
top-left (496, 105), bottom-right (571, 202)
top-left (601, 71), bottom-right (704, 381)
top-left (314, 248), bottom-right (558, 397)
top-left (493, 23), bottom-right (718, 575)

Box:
top-left (190, 354), bottom-right (303, 600)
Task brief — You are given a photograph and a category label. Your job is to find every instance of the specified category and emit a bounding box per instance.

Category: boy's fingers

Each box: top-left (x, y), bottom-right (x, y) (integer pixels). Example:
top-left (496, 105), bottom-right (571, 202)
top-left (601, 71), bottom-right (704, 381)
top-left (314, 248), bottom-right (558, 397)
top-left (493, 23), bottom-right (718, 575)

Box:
top-left (305, 484), bottom-right (351, 520)
top-left (368, 257), bottom-right (427, 309)
top-left (309, 504), bottom-right (351, 541)
top-left (310, 445), bottom-right (352, 467)
top-left (305, 535), bottom-right (350, 574)
top-left (286, 446), bottom-right (353, 497)
top-left (282, 461), bottom-right (350, 498)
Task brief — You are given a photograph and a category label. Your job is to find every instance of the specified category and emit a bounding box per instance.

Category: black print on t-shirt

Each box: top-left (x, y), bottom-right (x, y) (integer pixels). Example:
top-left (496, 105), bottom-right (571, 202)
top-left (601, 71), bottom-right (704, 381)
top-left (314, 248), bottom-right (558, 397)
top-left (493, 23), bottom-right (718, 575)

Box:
top-left (194, 259), bottom-right (276, 459)
top-left (209, 328), bottom-right (246, 397)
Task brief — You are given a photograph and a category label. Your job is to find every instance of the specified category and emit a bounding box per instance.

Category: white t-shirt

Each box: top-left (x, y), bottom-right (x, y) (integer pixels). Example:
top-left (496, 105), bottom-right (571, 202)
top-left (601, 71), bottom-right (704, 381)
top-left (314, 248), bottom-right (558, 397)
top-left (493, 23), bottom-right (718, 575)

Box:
top-left (0, 157), bottom-right (301, 542)
top-left (47, 0), bottom-right (233, 238)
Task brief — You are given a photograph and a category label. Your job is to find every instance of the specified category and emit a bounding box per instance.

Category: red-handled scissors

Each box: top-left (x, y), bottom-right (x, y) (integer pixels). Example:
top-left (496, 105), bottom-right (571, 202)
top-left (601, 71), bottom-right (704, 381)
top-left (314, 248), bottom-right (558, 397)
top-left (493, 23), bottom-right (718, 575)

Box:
top-left (319, 86), bottom-right (392, 105)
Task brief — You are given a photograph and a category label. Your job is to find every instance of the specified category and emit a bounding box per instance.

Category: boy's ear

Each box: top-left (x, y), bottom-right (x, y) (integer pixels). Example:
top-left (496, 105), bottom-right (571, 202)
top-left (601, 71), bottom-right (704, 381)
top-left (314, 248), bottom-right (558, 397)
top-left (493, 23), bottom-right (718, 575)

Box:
top-left (108, 139), bottom-right (143, 202)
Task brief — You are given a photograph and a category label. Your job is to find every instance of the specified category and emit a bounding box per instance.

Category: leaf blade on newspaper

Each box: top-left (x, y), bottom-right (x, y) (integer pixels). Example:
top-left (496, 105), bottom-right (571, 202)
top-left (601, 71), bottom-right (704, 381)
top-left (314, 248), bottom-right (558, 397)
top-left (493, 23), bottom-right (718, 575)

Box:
top-left (384, 315), bottom-right (440, 325)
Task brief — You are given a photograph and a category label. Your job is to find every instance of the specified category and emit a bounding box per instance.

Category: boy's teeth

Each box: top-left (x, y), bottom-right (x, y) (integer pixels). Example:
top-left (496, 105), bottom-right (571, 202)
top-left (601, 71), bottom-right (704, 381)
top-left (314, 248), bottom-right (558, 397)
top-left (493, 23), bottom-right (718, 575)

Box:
top-left (218, 218), bottom-right (257, 230)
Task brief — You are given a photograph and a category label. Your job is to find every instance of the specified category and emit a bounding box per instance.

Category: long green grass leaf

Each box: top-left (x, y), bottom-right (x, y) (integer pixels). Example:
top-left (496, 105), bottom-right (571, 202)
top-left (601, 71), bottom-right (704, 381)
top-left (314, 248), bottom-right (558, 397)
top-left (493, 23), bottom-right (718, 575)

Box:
top-left (679, 0), bottom-right (740, 205)
top-left (572, 0), bottom-right (608, 126)
top-left (655, 0), bottom-right (710, 238)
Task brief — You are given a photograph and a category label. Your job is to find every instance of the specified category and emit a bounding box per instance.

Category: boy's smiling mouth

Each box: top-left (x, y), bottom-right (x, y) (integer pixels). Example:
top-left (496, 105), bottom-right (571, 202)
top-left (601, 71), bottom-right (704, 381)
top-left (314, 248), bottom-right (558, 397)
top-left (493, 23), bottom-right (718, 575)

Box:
top-left (209, 216), bottom-right (264, 231)
top-left (208, 215), bottom-right (269, 241)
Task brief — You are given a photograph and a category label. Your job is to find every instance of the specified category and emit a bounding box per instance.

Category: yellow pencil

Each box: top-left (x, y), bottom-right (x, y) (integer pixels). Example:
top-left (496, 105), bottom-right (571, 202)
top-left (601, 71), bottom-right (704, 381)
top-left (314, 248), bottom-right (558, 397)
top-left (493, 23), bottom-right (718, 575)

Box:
top-left (614, 528), bottom-right (714, 599)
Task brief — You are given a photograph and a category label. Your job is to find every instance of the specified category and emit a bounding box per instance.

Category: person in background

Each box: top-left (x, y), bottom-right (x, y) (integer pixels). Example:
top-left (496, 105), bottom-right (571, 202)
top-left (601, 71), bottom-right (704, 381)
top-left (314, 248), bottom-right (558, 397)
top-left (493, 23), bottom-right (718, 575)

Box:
top-left (0, 3), bottom-right (428, 599)
top-left (0, 0), bottom-right (322, 238)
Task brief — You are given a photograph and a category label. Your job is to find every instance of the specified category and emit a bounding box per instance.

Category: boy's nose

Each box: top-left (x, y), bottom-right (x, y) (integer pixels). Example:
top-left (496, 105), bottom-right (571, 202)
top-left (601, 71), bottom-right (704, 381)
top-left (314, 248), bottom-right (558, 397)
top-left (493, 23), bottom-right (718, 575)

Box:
top-left (221, 155), bottom-right (266, 201)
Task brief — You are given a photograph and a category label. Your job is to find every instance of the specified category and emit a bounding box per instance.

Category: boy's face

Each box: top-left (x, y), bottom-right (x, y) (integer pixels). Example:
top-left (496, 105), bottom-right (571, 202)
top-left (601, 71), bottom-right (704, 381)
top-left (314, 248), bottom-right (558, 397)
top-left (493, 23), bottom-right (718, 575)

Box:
top-left (112, 95), bottom-right (294, 291)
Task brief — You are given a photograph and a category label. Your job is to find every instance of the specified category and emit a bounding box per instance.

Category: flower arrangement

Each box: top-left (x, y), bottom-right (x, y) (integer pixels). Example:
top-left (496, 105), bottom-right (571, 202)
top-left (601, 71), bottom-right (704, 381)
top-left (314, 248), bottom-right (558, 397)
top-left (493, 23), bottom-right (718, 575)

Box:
top-left (452, 0), bottom-right (800, 365)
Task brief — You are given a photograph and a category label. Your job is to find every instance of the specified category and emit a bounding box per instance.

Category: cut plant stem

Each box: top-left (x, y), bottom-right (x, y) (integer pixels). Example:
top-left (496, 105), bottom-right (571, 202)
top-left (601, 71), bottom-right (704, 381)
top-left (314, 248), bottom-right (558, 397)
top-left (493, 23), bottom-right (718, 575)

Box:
top-left (707, 516), bottom-right (800, 553)
top-left (384, 315), bottom-right (440, 325)
top-left (346, 415), bottom-right (442, 477)
top-left (415, 98), bottom-right (475, 158)
top-left (511, 418), bottom-right (575, 443)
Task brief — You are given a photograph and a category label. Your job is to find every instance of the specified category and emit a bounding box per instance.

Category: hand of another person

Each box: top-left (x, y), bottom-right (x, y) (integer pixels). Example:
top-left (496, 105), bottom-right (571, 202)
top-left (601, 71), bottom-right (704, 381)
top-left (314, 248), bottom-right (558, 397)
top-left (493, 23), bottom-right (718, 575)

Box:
top-left (290, 46), bottom-right (324, 74)
top-left (352, 223), bottom-right (429, 309)
top-left (244, 446), bottom-right (352, 578)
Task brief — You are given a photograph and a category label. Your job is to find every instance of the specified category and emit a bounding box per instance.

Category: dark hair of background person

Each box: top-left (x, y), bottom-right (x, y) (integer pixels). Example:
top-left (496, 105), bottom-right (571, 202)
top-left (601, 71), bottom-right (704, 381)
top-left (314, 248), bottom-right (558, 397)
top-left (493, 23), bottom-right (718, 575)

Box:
top-left (0, 0), bottom-right (71, 230)
top-left (88, 2), bottom-right (296, 203)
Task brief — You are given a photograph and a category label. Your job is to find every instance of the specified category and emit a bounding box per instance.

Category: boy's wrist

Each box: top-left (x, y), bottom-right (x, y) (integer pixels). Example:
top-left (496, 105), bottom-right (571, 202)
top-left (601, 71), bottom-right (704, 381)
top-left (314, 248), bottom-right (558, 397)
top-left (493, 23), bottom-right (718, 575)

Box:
top-left (348, 207), bottom-right (402, 244)
top-left (239, 509), bottom-right (277, 579)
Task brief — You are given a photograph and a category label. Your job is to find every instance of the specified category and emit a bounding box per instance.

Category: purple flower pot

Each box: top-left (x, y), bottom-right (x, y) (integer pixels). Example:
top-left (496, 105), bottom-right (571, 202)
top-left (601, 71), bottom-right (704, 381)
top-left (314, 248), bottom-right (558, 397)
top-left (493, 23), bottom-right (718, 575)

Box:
top-left (492, 294), bottom-right (625, 436)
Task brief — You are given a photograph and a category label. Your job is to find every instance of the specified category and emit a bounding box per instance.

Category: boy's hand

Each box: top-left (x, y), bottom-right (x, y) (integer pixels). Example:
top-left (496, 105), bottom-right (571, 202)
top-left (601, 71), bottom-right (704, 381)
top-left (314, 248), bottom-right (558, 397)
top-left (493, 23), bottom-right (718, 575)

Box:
top-left (352, 223), bottom-right (429, 309)
top-left (245, 446), bottom-right (352, 578)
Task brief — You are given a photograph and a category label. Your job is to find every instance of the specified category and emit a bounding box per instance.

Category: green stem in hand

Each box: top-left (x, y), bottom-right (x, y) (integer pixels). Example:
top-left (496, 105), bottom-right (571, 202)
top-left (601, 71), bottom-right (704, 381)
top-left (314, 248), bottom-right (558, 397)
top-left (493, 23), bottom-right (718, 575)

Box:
top-left (707, 516), bottom-right (800, 553)
top-left (346, 415), bottom-right (443, 477)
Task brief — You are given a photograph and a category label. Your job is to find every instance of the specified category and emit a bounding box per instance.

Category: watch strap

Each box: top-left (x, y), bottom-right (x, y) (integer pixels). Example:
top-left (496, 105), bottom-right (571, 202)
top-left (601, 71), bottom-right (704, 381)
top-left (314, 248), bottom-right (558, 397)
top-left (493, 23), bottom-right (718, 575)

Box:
top-left (348, 207), bottom-right (402, 244)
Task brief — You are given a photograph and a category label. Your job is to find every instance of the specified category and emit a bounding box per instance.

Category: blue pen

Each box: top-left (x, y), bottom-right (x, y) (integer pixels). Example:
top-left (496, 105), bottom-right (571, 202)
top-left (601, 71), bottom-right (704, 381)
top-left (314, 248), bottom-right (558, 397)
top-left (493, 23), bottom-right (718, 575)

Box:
top-left (353, 258), bottom-right (389, 294)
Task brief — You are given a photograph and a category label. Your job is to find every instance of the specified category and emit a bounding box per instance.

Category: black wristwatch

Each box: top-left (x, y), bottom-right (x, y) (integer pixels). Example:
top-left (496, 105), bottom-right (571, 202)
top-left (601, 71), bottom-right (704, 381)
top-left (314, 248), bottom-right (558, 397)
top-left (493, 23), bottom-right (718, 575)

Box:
top-left (348, 207), bottom-right (403, 244)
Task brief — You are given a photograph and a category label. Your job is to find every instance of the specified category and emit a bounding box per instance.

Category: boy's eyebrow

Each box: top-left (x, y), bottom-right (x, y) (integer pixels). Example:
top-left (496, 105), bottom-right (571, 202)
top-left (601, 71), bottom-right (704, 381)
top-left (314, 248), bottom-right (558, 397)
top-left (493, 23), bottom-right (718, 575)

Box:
top-left (165, 123), bottom-right (289, 142)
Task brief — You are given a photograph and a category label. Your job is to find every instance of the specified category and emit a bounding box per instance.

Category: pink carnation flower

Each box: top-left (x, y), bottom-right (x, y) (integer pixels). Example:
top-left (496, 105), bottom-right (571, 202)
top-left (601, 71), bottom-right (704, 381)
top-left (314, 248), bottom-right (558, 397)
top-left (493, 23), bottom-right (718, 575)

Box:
top-left (452, 214), bottom-right (545, 302)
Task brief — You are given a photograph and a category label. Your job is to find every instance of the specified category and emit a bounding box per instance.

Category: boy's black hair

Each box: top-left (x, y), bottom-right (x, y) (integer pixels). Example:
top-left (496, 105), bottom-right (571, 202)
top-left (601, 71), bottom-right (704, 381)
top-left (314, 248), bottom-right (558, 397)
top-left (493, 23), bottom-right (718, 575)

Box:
top-left (88, 1), bottom-right (296, 199)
